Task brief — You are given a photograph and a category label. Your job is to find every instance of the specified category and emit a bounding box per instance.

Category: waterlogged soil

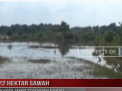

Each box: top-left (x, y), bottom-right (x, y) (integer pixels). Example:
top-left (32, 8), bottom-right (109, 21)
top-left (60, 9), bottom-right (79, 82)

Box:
top-left (0, 42), bottom-right (121, 79)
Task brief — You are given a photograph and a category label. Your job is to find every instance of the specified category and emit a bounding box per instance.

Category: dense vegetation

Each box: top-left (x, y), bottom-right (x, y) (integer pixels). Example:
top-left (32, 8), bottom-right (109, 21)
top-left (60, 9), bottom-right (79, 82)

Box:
top-left (0, 21), bottom-right (122, 46)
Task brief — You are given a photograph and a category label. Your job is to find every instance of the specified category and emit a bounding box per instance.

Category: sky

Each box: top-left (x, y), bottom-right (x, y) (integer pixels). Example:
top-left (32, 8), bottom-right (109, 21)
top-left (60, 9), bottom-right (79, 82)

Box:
top-left (0, 1), bottom-right (122, 27)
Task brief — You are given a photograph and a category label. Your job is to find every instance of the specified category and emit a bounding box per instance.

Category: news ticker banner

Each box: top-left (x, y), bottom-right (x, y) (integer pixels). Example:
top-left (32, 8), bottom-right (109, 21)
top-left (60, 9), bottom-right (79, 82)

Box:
top-left (0, 88), bottom-right (85, 91)
top-left (0, 79), bottom-right (122, 87)
top-left (0, 88), bottom-right (122, 91)
top-left (78, 46), bottom-right (122, 57)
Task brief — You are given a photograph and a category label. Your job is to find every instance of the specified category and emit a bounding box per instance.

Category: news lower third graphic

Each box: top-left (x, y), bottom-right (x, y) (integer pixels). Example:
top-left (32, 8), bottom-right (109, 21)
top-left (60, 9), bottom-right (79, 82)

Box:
top-left (78, 46), bottom-right (122, 57)
top-left (0, 88), bottom-right (86, 91)
top-left (120, 47), bottom-right (122, 56)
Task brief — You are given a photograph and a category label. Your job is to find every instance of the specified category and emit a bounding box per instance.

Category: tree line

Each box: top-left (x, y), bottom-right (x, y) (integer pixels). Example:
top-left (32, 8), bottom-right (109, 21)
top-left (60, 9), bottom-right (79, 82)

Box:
top-left (0, 21), bottom-right (122, 46)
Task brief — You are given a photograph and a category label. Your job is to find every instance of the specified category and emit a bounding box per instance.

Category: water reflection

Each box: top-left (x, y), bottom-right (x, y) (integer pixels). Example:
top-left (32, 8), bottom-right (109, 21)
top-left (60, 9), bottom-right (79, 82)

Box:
top-left (28, 42), bottom-right (71, 57)
top-left (0, 42), bottom-right (122, 78)
top-left (7, 45), bottom-right (12, 50)
top-left (58, 42), bottom-right (71, 56)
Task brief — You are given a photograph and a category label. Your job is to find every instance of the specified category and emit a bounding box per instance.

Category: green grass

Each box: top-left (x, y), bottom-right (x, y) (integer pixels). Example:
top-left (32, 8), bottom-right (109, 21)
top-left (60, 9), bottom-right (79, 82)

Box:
top-left (76, 58), bottom-right (122, 79)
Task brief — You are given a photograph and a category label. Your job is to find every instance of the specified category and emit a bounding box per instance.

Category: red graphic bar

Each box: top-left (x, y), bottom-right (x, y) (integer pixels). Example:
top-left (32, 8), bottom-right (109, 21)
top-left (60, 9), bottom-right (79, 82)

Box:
top-left (0, 79), bottom-right (121, 87)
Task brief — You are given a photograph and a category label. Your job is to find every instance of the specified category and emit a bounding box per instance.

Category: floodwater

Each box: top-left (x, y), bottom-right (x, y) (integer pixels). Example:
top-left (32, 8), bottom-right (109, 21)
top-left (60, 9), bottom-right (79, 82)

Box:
top-left (0, 42), bottom-right (122, 79)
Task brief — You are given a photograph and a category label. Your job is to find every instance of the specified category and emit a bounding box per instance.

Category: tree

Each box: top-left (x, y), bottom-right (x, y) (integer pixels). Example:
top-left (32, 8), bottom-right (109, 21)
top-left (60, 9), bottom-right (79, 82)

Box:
top-left (18, 31), bottom-right (22, 36)
top-left (63, 32), bottom-right (74, 40)
top-left (118, 21), bottom-right (122, 32)
top-left (107, 23), bottom-right (116, 32)
top-left (105, 31), bottom-right (116, 43)
top-left (6, 29), bottom-right (13, 37)
top-left (60, 21), bottom-right (69, 32)
top-left (21, 34), bottom-right (28, 39)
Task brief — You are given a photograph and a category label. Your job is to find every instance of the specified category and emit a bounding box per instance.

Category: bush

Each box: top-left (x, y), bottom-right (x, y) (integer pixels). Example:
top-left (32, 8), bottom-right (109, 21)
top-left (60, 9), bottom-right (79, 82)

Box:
top-left (63, 32), bottom-right (74, 40)
top-left (21, 34), bottom-right (29, 39)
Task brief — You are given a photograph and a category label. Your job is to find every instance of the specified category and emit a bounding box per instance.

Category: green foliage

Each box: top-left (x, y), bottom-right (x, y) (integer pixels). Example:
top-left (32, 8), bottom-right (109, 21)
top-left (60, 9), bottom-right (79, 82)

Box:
top-left (63, 32), bottom-right (74, 40)
top-left (18, 31), bottom-right (22, 36)
top-left (1, 21), bottom-right (122, 46)
top-left (11, 34), bottom-right (18, 40)
top-left (60, 21), bottom-right (69, 32)
top-left (6, 29), bottom-right (13, 37)
top-left (36, 32), bottom-right (42, 38)
top-left (105, 31), bottom-right (116, 43)
top-left (21, 34), bottom-right (29, 39)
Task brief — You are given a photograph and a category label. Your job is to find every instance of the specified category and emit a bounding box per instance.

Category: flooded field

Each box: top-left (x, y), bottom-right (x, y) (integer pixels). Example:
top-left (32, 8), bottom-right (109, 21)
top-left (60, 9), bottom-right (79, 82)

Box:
top-left (0, 42), bottom-right (122, 79)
